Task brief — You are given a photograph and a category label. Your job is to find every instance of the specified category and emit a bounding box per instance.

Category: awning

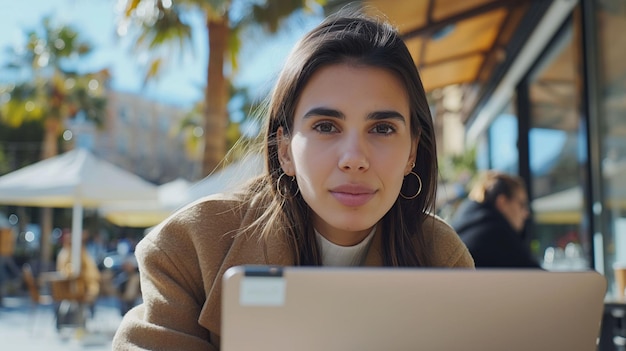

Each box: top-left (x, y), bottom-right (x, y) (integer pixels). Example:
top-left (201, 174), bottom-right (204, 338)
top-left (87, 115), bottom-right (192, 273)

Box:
top-left (364, 0), bottom-right (533, 92)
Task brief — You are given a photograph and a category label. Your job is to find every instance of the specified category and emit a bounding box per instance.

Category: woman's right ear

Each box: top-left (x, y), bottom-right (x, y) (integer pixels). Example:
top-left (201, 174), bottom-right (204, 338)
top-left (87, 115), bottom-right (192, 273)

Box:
top-left (277, 127), bottom-right (295, 176)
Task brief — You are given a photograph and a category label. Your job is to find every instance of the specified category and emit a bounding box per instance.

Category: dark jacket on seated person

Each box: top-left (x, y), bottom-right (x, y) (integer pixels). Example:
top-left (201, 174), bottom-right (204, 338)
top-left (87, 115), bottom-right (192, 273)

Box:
top-left (451, 199), bottom-right (541, 268)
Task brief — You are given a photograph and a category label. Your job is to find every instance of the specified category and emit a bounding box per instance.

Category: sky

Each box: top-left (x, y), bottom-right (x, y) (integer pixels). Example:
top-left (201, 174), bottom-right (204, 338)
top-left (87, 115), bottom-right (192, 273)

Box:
top-left (0, 0), bottom-right (324, 108)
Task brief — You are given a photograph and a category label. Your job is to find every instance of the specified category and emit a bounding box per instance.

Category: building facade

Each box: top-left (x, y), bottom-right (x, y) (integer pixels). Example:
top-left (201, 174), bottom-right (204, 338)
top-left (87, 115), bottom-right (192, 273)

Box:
top-left (67, 91), bottom-right (201, 185)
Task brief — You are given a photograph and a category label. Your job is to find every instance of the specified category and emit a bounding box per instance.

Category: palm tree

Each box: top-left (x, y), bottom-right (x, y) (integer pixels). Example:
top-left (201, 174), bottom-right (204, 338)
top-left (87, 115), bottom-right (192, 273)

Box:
top-left (116, 0), bottom-right (328, 176)
top-left (0, 17), bottom-right (109, 267)
top-left (1, 17), bottom-right (108, 159)
top-left (176, 82), bottom-right (264, 171)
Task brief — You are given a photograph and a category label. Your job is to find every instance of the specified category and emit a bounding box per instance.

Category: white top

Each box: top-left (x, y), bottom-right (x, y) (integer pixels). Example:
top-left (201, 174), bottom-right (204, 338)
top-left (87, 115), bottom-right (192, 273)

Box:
top-left (315, 227), bottom-right (376, 266)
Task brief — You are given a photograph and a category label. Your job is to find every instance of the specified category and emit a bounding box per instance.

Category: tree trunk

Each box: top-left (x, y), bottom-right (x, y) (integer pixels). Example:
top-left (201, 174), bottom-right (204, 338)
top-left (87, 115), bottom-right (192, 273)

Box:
top-left (202, 18), bottom-right (230, 177)
top-left (39, 118), bottom-right (61, 269)
top-left (41, 118), bottom-right (60, 159)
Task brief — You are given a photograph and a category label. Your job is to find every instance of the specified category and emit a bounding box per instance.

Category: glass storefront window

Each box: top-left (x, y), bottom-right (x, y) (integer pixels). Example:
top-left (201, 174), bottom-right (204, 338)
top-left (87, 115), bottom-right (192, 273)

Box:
top-left (488, 102), bottom-right (519, 173)
top-left (597, 0), bottom-right (626, 298)
top-left (526, 12), bottom-right (589, 271)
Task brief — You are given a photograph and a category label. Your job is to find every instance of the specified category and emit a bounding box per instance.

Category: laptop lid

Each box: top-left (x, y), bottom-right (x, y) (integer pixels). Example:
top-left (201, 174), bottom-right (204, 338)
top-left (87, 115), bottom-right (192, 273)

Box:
top-left (222, 266), bottom-right (606, 351)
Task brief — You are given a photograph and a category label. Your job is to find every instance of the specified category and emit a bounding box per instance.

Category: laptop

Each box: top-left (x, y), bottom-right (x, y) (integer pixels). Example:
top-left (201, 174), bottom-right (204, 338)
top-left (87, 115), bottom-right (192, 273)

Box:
top-left (221, 266), bottom-right (606, 351)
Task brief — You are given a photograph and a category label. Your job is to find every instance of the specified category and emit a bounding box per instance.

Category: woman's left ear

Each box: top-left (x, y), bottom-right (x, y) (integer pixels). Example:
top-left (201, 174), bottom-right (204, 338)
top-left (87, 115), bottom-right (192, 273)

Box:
top-left (277, 127), bottom-right (295, 176)
top-left (405, 138), bottom-right (419, 175)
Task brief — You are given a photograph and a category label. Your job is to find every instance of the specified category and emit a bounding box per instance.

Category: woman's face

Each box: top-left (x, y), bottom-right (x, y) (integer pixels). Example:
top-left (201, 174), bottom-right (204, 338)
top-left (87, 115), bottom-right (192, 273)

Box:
top-left (498, 189), bottom-right (530, 232)
top-left (278, 63), bottom-right (417, 246)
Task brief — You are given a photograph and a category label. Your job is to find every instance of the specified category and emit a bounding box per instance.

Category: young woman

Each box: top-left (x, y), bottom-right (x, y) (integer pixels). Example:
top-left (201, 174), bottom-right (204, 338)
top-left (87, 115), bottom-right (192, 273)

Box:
top-left (113, 9), bottom-right (473, 350)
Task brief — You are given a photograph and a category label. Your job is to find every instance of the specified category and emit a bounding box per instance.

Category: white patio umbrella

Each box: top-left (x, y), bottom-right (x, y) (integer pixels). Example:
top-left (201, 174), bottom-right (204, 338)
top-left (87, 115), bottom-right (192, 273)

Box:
top-left (100, 177), bottom-right (192, 228)
top-left (102, 153), bottom-right (265, 229)
top-left (185, 152), bottom-right (265, 203)
top-left (0, 148), bottom-right (158, 274)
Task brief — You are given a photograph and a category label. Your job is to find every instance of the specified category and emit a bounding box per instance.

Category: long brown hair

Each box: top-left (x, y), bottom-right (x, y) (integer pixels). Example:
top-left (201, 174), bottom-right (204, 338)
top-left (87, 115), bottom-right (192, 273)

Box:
top-left (241, 9), bottom-right (438, 266)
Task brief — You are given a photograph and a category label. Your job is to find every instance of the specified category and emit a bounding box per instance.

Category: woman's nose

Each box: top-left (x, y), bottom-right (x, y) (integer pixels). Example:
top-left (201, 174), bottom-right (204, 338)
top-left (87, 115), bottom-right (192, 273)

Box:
top-left (337, 133), bottom-right (369, 171)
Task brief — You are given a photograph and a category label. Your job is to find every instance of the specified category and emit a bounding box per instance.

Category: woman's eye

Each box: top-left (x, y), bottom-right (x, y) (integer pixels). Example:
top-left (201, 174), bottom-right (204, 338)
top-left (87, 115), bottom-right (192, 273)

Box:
top-left (371, 123), bottom-right (396, 135)
top-left (313, 121), bottom-right (337, 134)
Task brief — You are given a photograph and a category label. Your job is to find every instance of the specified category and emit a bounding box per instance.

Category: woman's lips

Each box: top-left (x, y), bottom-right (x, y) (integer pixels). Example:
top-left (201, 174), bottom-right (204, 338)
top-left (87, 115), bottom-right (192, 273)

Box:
top-left (330, 185), bottom-right (376, 207)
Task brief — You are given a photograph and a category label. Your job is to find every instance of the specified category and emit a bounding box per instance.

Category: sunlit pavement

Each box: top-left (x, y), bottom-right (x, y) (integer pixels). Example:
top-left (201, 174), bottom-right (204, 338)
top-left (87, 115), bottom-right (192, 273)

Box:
top-left (0, 296), bottom-right (123, 350)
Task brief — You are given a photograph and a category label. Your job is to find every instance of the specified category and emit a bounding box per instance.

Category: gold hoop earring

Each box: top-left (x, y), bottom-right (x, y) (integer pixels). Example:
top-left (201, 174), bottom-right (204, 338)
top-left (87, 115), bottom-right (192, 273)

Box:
top-left (276, 173), bottom-right (299, 199)
top-left (400, 172), bottom-right (422, 200)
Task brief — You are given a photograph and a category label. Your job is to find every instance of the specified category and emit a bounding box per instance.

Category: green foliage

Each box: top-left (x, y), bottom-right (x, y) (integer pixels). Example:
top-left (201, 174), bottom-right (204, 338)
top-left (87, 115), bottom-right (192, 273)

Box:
top-left (0, 119), bottom-right (44, 175)
top-left (250, 0), bottom-right (327, 32)
top-left (439, 145), bottom-right (478, 185)
top-left (0, 147), bottom-right (7, 175)
top-left (136, 5), bottom-right (193, 52)
top-left (0, 82), bottom-right (44, 127)
top-left (22, 17), bottom-right (92, 69)
top-left (119, 0), bottom-right (328, 82)
top-left (436, 145), bottom-right (478, 219)
top-left (174, 103), bottom-right (205, 159)
top-left (173, 78), bottom-right (265, 164)
top-left (0, 16), bottom-right (109, 149)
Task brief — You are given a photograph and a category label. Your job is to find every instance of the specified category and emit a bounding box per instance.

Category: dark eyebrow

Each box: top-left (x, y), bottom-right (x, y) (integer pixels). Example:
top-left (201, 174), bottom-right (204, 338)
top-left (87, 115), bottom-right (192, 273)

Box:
top-left (303, 107), bottom-right (344, 119)
top-left (367, 110), bottom-right (406, 124)
top-left (303, 107), bottom-right (406, 124)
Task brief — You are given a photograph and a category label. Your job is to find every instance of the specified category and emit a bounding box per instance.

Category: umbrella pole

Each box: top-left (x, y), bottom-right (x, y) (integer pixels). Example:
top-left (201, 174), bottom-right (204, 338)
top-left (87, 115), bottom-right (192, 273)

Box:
top-left (71, 203), bottom-right (83, 276)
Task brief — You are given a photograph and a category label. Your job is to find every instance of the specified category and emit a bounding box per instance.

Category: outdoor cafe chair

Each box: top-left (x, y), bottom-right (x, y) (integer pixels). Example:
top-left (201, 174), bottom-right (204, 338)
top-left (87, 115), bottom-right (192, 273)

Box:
top-left (21, 263), bottom-right (54, 335)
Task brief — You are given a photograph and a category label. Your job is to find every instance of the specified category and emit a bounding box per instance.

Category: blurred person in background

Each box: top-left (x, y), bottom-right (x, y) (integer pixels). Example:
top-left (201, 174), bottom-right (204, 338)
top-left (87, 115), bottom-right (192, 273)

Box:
top-left (56, 229), bottom-right (101, 316)
top-left (86, 230), bottom-right (107, 267)
top-left (114, 255), bottom-right (142, 316)
top-left (450, 170), bottom-right (541, 268)
top-left (0, 216), bottom-right (20, 307)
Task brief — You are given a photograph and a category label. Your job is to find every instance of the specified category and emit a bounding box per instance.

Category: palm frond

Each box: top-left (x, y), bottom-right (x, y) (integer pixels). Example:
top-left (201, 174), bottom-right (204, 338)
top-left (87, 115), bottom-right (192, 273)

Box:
top-left (143, 58), bottom-right (163, 85)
